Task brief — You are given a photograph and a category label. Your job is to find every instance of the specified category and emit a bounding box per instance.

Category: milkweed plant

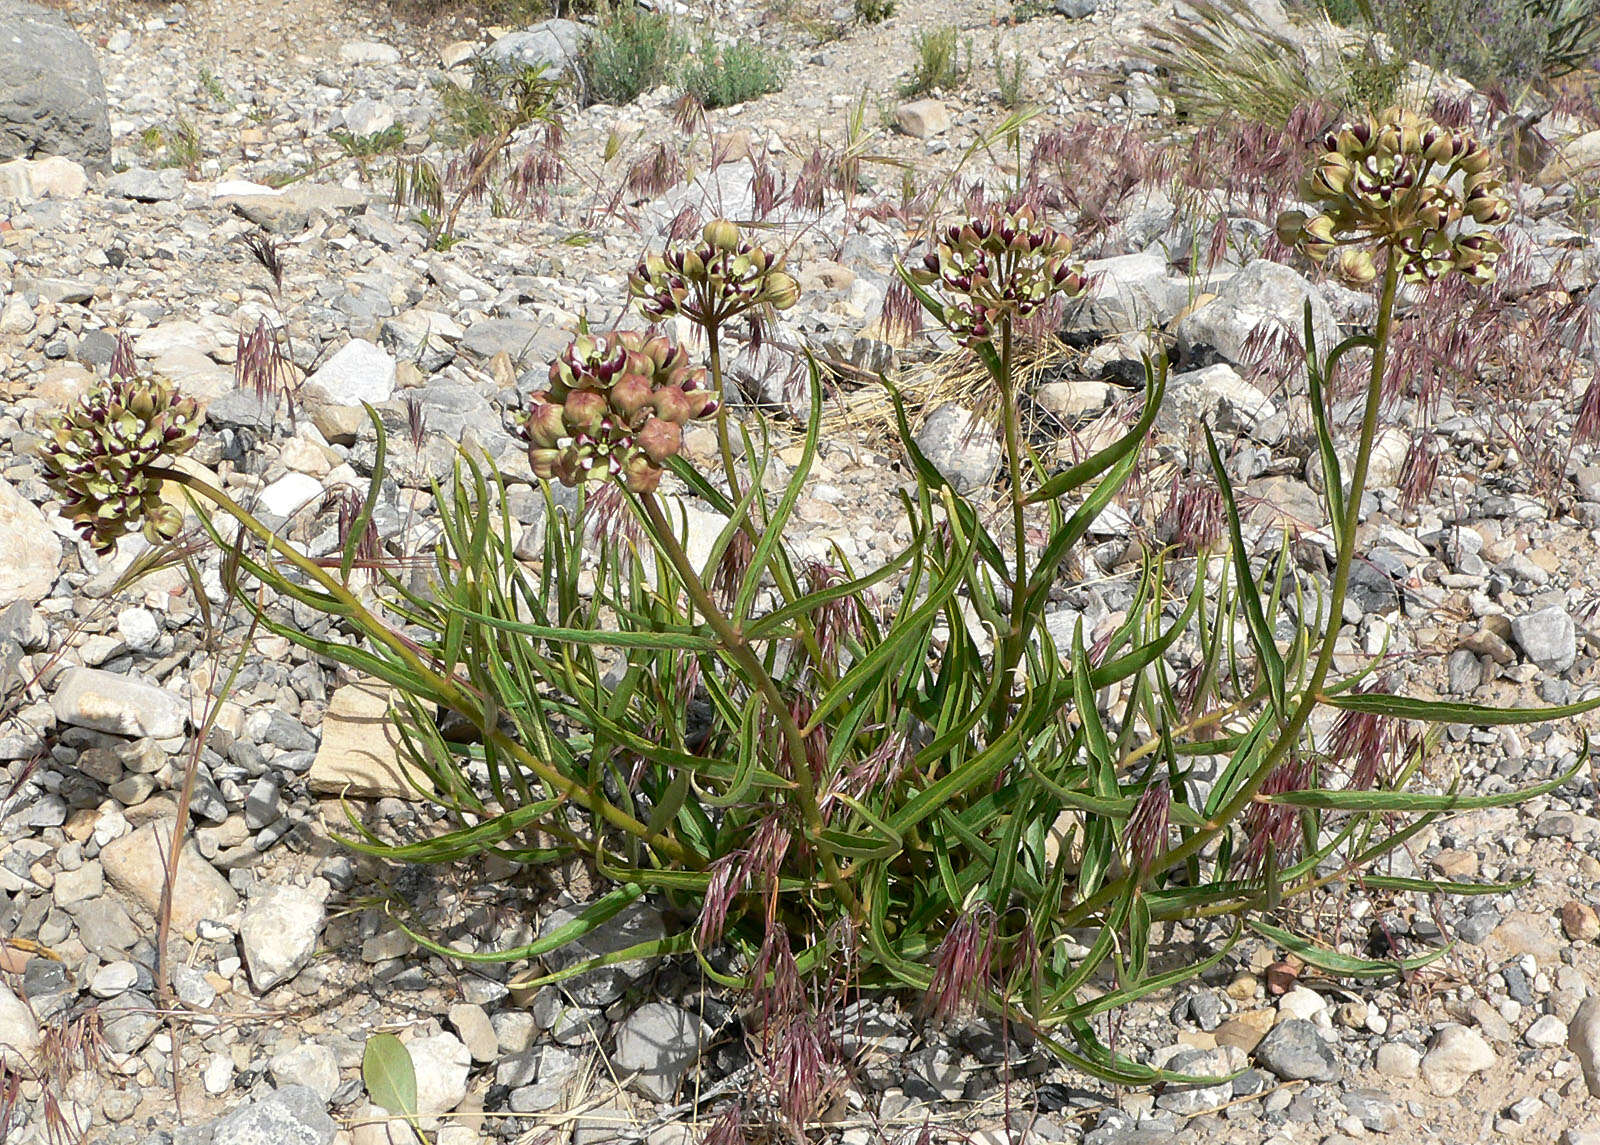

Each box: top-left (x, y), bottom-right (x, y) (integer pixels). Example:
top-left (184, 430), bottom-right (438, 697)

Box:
top-left (39, 107), bottom-right (1599, 1091)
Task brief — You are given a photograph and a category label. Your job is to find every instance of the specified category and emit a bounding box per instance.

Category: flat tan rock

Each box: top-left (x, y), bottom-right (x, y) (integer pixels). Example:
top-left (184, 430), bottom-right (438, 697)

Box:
top-left (100, 818), bottom-right (239, 937)
top-left (309, 680), bottom-right (432, 800)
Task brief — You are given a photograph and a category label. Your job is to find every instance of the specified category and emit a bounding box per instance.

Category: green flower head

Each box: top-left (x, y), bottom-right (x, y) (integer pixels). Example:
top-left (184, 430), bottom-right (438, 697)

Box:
top-left (39, 372), bottom-right (200, 554)
top-left (628, 218), bottom-right (799, 331)
top-left (1276, 107), bottom-right (1511, 286)
top-left (908, 203), bottom-right (1088, 348)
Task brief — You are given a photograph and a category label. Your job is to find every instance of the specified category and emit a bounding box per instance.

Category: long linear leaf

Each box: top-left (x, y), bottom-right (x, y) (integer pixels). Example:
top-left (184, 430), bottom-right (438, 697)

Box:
top-left (803, 527), bottom-right (973, 732)
top-left (1205, 423), bottom-right (1287, 718)
top-left (1267, 751), bottom-right (1584, 811)
top-left (1322, 691), bottom-right (1600, 725)
top-left (1026, 355), bottom-right (1168, 505)
top-left (1247, 918), bottom-right (1447, 977)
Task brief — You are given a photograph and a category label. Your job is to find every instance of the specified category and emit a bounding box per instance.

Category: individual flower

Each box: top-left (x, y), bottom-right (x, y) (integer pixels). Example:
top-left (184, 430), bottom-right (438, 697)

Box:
top-left (907, 203), bottom-right (1088, 348)
top-left (526, 330), bottom-right (717, 494)
top-left (39, 372), bottom-right (200, 553)
top-left (628, 218), bottom-right (799, 331)
top-left (1276, 107), bottom-right (1510, 286)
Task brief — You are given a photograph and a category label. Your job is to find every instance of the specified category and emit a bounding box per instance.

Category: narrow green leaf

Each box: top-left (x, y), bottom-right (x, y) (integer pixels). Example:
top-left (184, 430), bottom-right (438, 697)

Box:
top-left (389, 884), bottom-right (646, 964)
top-left (1267, 751), bottom-right (1584, 811)
top-left (1247, 918), bottom-right (1448, 976)
top-left (1062, 922), bottom-right (1238, 1020)
top-left (1127, 893), bottom-right (1151, 986)
top-left (1359, 874), bottom-right (1527, 895)
top-left (645, 768), bottom-right (691, 847)
top-left (1027, 355), bottom-right (1167, 505)
top-left (804, 527), bottom-right (971, 732)
top-left (1204, 424), bottom-right (1287, 718)
top-left (340, 404), bottom-right (387, 581)
top-left (1323, 691), bottom-right (1600, 725)
top-left (1301, 304), bottom-right (1347, 536)
top-left (732, 358), bottom-right (823, 622)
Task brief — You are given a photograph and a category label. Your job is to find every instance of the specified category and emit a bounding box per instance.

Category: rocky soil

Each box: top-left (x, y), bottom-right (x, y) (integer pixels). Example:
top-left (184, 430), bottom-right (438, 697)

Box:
top-left (8, 0), bottom-right (1600, 1143)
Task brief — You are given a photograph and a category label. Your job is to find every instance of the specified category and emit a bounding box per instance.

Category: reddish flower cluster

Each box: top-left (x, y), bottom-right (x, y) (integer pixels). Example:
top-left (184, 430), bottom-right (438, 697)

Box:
top-left (525, 330), bottom-right (717, 493)
top-left (909, 204), bottom-right (1088, 346)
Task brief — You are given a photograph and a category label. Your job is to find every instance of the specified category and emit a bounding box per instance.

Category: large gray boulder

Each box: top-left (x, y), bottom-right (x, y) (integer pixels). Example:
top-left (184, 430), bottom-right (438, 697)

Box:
top-left (1173, 259), bottom-right (1338, 387)
top-left (482, 19), bottom-right (586, 78)
top-left (0, 2), bottom-right (111, 169)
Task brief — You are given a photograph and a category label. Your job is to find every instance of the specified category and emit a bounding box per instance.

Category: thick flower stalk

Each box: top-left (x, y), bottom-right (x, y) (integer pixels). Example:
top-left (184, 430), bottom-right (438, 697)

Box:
top-left (628, 218), bottom-right (799, 498)
top-left (525, 329), bottom-right (717, 493)
top-left (1276, 107), bottom-right (1510, 285)
top-left (628, 218), bottom-right (799, 331)
top-left (908, 203), bottom-right (1088, 347)
top-left (39, 372), bottom-right (200, 553)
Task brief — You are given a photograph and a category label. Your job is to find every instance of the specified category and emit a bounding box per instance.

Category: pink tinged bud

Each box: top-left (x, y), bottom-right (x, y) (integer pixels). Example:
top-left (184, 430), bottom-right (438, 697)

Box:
top-left (621, 453), bottom-right (663, 493)
top-left (653, 386), bottom-right (692, 424)
top-left (526, 400), bottom-right (566, 447)
top-left (562, 390), bottom-right (607, 436)
top-left (608, 376), bottom-right (654, 423)
top-left (636, 417), bottom-right (683, 465)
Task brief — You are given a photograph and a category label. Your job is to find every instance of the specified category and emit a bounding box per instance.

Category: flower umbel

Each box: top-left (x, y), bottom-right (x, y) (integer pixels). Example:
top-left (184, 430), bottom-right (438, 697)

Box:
top-left (39, 372), bottom-right (200, 553)
top-left (628, 217), bottom-right (799, 331)
top-left (525, 329), bottom-right (717, 493)
top-left (1276, 108), bottom-right (1510, 285)
top-left (908, 203), bottom-right (1087, 347)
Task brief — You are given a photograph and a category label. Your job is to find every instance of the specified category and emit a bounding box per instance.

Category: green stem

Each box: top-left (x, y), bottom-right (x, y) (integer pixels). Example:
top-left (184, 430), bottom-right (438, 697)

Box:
top-left (1060, 254), bottom-right (1403, 927)
top-left (698, 320), bottom-right (834, 687)
top-left (999, 320), bottom-right (1028, 599)
top-left (992, 318), bottom-right (1031, 725)
top-left (705, 323), bottom-right (743, 504)
top-left (151, 466), bottom-right (696, 866)
top-left (635, 490), bottom-right (862, 918)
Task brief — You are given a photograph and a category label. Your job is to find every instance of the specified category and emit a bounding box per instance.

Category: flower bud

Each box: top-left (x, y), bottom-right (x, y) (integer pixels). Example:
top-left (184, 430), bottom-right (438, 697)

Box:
top-left (144, 502), bottom-right (185, 544)
top-left (525, 400), bottom-right (566, 447)
top-left (608, 376), bottom-right (654, 424)
top-left (620, 452), bottom-right (663, 493)
top-left (652, 386), bottom-right (692, 424)
top-left (528, 447), bottom-right (561, 481)
top-left (1274, 209), bottom-right (1309, 248)
top-left (1456, 145), bottom-right (1492, 176)
top-left (636, 417), bottom-right (683, 465)
top-left (761, 271), bottom-right (799, 310)
top-left (1308, 155), bottom-right (1352, 199)
top-left (562, 390), bottom-right (607, 436)
top-left (703, 217), bottom-right (741, 251)
top-left (1335, 247), bottom-right (1377, 284)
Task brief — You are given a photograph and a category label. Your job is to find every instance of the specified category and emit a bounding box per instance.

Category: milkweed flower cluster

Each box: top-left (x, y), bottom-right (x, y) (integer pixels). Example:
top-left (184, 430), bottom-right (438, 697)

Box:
top-left (39, 372), bottom-right (200, 553)
top-left (629, 217), bottom-right (799, 330)
top-left (1275, 107), bottom-right (1510, 286)
top-left (909, 204), bottom-right (1088, 347)
top-left (525, 330), bottom-right (717, 493)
